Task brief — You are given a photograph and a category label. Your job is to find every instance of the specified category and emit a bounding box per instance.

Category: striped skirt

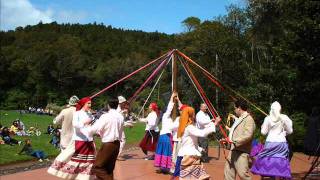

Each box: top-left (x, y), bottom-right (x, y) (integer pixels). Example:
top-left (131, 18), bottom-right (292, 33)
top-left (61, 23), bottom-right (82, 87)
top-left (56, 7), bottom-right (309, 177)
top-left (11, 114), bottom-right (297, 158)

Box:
top-left (48, 140), bottom-right (96, 180)
top-left (251, 142), bottom-right (291, 179)
top-left (154, 133), bottom-right (173, 170)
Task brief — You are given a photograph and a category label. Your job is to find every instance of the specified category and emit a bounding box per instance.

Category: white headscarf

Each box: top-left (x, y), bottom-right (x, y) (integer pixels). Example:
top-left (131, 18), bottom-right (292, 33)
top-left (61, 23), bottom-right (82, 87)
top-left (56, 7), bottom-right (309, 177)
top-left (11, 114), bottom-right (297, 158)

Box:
top-left (269, 101), bottom-right (281, 123)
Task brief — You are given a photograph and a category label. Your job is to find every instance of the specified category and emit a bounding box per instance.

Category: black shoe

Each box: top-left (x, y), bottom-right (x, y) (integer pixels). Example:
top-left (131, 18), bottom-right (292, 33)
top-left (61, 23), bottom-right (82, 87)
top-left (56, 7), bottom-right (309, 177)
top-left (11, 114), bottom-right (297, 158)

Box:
top-left (201, 158), bottom-right (209, 163)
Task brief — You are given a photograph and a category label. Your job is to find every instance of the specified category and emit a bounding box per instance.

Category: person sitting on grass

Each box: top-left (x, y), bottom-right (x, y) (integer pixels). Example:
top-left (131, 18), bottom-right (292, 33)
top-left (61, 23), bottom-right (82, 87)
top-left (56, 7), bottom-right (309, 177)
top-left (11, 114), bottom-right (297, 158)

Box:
top-left (10, 121), bottom-right (19, 134)
top-left (18, 139), bottom-right (49, 162)
top-left (49, 129), bottom-right (61, 148)
top-left (46, 124), bottom-right (55, 135)
top-left (1, 127), bottom-right (21, 146)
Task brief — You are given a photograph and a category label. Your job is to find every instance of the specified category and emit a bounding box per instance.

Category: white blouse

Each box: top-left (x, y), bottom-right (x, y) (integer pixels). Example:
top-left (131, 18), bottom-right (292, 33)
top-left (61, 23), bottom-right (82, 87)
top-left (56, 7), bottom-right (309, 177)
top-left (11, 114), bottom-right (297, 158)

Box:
top-left (141, 111), bottom-right (159, 131)
top-left (196, 110), bottom-right (213, 129)
top-left (178, 123), bottom-right (215, 157)
top-left (171, 116), bottom-right (180, 141)
top-left (160, 102), bottom-right (176, 135)
top-left (261, 114), bottom-right (293, 142)
top-left (72, 110), bottom-right (94, 141)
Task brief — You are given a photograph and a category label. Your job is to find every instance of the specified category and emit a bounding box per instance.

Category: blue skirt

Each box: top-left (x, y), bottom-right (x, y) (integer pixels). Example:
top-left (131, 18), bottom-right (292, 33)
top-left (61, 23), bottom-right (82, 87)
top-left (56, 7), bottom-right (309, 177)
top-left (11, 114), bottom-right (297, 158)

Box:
top-left (154, 133), bottom-right (173, 169)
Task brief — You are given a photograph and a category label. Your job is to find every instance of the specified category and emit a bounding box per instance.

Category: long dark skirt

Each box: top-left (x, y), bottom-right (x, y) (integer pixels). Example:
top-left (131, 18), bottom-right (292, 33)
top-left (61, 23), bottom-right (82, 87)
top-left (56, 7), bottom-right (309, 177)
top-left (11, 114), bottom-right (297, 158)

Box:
top-left (139, 130), bottom-right (159, 152)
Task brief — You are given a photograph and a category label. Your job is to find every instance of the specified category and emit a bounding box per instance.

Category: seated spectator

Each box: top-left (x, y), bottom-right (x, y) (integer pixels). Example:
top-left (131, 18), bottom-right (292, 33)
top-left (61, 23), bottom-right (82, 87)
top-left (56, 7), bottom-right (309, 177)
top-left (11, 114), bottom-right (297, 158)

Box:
top-left (1, 127), bottom-right (21, 146)
top-left (10, 121), bottom-right (19, 134)
top-left (46, 124), bottom-right (55, 135)
top-left (49, 129), bottom-right (61, 148)
top-left (18, 139), bottom-right (49, 162)
top-left (16, 119), bottom-right (28, 136)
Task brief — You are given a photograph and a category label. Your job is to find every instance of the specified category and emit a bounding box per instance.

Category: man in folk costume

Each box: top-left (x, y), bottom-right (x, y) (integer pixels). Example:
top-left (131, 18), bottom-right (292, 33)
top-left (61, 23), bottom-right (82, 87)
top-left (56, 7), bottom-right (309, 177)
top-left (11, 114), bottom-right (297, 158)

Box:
top-left (82, 99), bottom-right (124, 179)
top-left (116, 95), bottom-right (133, 161)
top-left (196, 103), bottom-right (212, 163)
top-left (224, 99), bottom-right (256, 180)
top-left (251, 101), bottom-right (293, 179)
top-left (48, 97), bottom-right (96, 180)
top-left (53, 95), bottom-right (79, 151)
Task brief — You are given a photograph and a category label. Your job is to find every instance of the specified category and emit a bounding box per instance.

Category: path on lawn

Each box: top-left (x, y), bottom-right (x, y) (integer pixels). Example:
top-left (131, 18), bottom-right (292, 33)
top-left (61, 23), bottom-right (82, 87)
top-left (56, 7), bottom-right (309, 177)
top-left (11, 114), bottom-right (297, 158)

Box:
top-left (1, 147), bottom-right (315, 180)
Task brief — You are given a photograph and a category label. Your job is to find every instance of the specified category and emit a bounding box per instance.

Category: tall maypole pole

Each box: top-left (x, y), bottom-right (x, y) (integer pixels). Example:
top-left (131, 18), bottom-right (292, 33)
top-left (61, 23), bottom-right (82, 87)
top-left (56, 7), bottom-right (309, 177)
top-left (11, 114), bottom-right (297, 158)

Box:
top-left (172, 50), bottom-right (178, 119)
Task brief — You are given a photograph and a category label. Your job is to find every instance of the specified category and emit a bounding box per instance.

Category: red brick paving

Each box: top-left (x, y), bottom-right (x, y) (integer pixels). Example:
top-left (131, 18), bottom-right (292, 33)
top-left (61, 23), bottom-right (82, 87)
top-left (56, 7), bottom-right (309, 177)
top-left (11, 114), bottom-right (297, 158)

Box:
top-left (1, 147), bottom-right (314, 180)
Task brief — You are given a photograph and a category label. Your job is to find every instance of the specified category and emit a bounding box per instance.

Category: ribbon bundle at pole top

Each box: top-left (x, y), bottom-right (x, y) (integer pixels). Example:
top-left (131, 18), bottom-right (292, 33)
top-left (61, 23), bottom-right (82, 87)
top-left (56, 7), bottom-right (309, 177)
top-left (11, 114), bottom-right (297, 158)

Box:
top-left (128, 52), bottom-right (173, 103)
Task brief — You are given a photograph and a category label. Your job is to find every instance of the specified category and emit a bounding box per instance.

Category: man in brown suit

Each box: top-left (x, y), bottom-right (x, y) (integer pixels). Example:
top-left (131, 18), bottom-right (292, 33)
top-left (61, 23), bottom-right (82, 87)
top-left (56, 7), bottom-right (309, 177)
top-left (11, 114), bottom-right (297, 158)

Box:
top-left (224, 99), bottom-right (256, 180)
top-left (53, 95), bottom-right (79, 150)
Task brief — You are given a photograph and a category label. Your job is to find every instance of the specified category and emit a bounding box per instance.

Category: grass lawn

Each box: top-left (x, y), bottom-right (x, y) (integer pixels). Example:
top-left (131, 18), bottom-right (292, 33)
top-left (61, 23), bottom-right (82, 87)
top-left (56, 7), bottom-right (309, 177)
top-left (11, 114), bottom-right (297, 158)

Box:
top-left (0, 110), bottom-right (145, 165)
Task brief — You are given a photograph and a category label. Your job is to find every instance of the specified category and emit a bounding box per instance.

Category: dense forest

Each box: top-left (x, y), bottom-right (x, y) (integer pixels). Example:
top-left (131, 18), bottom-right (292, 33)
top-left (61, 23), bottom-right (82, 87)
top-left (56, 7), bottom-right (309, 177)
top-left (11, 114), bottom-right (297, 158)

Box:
top-left (1, 0), bottom-right (319, 150)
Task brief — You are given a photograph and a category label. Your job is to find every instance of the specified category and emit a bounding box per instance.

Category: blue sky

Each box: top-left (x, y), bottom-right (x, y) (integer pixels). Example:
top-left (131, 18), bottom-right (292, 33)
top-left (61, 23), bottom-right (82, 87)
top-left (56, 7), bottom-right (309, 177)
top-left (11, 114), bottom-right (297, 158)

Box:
top-left (1, 0), bottom-right (245, 34)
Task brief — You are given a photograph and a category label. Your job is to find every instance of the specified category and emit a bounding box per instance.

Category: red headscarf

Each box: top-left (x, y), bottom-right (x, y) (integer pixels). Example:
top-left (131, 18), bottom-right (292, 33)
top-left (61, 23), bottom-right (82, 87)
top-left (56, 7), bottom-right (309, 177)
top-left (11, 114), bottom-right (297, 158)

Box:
top-left (149, 102), bottom-right (160, 116)
top-left (76, 97), bottom-right (91, 111)
top-left (179, 104), bottom-right (188, 111)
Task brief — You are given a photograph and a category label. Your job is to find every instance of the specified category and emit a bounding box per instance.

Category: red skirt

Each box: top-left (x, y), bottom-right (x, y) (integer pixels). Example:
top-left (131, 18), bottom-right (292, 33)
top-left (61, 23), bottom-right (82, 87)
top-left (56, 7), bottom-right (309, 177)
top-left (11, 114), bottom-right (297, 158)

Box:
top-left (139, 130), bottom-right (159, 152)
top-left (71, 140), bottom-right (96, 163)
top-left (48, 140), bottom-right (96, 180)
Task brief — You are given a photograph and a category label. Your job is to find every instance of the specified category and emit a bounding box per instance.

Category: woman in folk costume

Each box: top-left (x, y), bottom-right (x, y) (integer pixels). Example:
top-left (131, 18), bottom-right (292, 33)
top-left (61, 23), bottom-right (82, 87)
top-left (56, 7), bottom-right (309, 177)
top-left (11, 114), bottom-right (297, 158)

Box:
top-left (251, 101), bottom-right (293, 179)
top-left (139, 102), bottom-right (160, 160)
top-left (170, 102), bottom-right (188, 174)
top-left (154, 92), bottom-right (180, 173)
top-left (48, 97), bottom-right (96, 180)
top-left (173, 106), bottom-right (220, 180)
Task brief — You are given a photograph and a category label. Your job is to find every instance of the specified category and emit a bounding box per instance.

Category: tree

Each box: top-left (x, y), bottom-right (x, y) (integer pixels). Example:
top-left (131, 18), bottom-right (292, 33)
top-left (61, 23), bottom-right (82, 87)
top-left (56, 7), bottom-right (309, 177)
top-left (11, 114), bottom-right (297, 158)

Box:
top-left (182, 17), bottom-right (201, 32)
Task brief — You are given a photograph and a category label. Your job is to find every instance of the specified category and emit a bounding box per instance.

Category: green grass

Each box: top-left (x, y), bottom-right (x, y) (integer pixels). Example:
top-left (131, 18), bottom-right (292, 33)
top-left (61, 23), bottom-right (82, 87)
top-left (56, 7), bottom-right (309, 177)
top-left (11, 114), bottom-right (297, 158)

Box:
top-left (0, 110), bottom-right (145, 165)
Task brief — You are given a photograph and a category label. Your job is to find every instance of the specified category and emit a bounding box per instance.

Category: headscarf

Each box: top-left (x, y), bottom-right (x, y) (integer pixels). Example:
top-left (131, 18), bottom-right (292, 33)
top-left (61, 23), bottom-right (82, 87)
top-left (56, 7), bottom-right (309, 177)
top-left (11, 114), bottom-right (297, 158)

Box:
top-left (118, 96), bottom-right (127, 104)
top-left (76, 97), bottom-right (91, 111)
top-left (149, 102), bottom-right (160, 116)
top-left (68, 95), bottom-right (79, 106)
top-left (177, 106), bottom-right (195, 138)
top-left (269, 101), bottom-right (281, 123)
top-left (179, 104), bottom-right (188, 111)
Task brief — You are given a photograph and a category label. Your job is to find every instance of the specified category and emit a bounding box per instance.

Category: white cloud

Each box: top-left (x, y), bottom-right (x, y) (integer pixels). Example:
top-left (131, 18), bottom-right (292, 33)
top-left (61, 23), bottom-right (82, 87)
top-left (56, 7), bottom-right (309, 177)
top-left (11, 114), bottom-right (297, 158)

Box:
top-left (0, 0), bottom-right (53, 30)
top-left (55, 10), bottom-right (88, 24)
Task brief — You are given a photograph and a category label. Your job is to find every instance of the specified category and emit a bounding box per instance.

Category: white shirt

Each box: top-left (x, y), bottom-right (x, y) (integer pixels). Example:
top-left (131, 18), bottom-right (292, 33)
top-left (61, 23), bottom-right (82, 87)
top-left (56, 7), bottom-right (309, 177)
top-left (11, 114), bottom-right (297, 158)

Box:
top-left (172, 116), bottom-right (180, 141)
top-left (160, 102), bottom-right (176, 135)
top-left (53, 106), bottom-right (76, 148)
top-left (141, 111), bottom-right (159, 131)
top-left (196, 110), bottom-right (213, 129)
top-left (261, 114), bottom-right (293, 142)
top-left (72, 110), bottom-right (94, 141)
top-left (84, 109), bottom-right (124, 143)
top-left (228, 111), bottom-right (248, 140)
top-left (178, 123), bottom-right (216, 156)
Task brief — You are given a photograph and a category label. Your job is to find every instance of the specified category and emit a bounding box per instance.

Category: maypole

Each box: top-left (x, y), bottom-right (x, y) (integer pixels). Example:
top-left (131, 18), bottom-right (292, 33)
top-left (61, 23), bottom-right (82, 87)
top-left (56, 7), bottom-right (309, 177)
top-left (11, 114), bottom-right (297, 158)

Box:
top-left (172, 49), bottom-right (178, 119)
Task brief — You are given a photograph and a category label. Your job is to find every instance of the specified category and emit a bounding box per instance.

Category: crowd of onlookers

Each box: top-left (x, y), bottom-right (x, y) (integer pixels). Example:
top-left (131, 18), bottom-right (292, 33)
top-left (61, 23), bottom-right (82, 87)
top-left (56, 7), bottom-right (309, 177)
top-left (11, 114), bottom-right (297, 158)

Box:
top-left (0, 119), bottom-right (26, 145)
top-left (27, 106), bottom-right (54, 116)
top-left (0, 119), bottom-right (61, 162)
